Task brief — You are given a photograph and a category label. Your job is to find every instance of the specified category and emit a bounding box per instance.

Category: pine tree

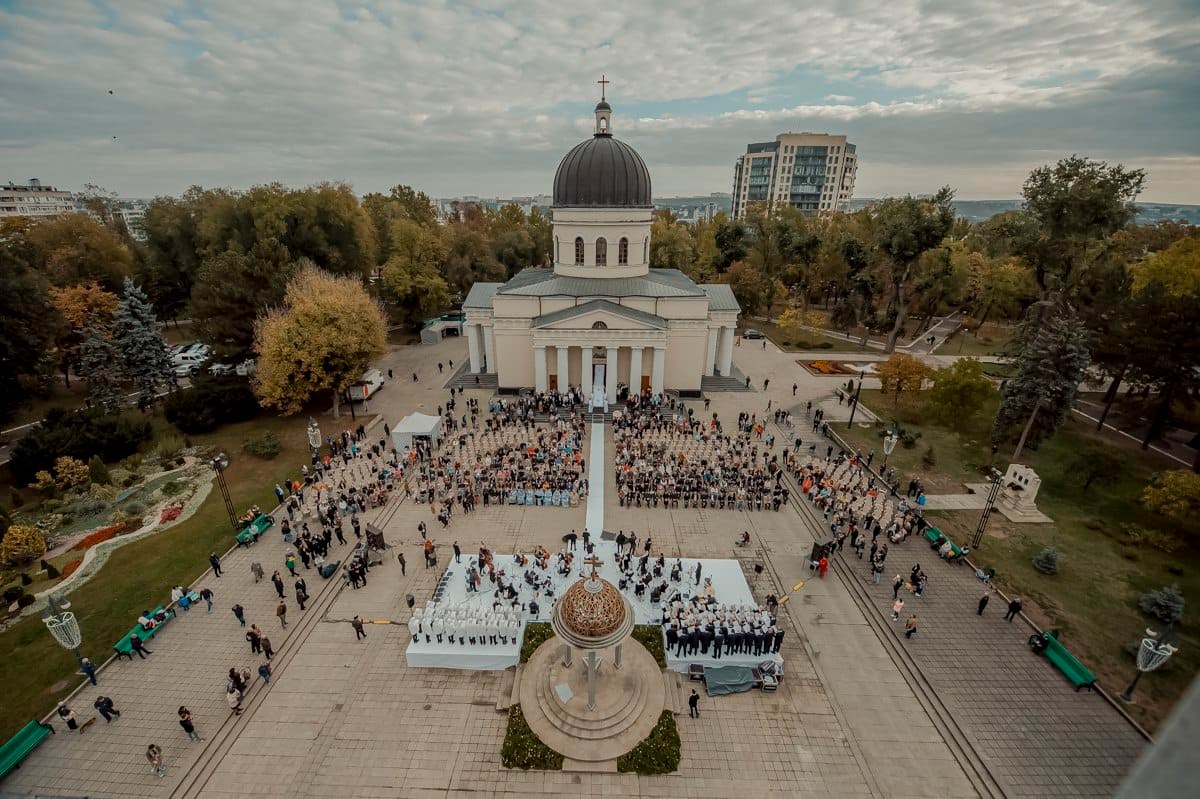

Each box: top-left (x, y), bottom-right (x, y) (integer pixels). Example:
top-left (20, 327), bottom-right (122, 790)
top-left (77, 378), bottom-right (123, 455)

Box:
top-left (113, 277), bottom-right (175, 407)
top-left (77, 324), bottom-right (123, 413)
top-left (1032, 547), bottom-right (1060, 575)
top-left (992, 303), bottom-right (1090, 448)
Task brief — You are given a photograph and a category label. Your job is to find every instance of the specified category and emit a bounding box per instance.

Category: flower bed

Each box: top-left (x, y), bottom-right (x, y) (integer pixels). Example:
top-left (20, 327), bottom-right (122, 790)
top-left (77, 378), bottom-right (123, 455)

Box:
top-left (500, 704), bottom-right (563, 770)
top-left (69, 524), bottom-right (124, 552)
top-left (60, 558), bottom-right (84, 579)
top-left (616, 710), bottom-right (680, 775)
top-left (799, 359), bottom-right (857, 376)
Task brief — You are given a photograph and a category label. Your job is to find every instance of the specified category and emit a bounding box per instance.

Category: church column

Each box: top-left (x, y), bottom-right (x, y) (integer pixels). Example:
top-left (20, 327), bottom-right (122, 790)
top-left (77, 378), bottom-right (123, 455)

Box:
top-left (704, 326), bottom-right (719, 377)
top-left (482, 325), bottom-right (496, 373)
top-left (556, 345), bottom-right (570, 392)
top-left (605, 346), bottom-right (619, 404)
top-left (581, 346), bottom-right (593, 396)
top-left (651, 346), bottom-right (666, 396)
top-left (534, 345), bottom-right (548, 392)
top-left (467, 324), bottom-right (482, 373)
top-left (628, 346), bottom-right (643, 394)
top-left (717, 326), bottom-right (735, 376)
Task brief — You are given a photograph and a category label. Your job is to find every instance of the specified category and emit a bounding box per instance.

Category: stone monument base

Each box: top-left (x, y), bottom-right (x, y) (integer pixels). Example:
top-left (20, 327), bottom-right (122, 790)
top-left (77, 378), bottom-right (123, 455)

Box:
top-left (518, 636), bottom-right (665, 763)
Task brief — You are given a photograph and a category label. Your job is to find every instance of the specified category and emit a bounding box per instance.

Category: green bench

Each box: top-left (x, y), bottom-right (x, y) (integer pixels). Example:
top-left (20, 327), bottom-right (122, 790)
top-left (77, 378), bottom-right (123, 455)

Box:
top-left (236, 513), bottom-right (274, 546)
top-left (0, 720), bottom-right (55, 779)
top-left (113, 605), bottom-right (176, 659)
top-left (1029, 630), bottom-right (1096, 691)
top-left (924, 526), bottom-right (965, 559)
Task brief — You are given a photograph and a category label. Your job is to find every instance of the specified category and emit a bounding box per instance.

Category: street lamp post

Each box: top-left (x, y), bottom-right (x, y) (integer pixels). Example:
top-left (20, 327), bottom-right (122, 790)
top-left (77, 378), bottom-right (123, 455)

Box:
top-left (209, 452), bottom-right (238, 531)
top-left (1120, 630), bottom-right (1178, 702)
top-left (846, 370), bottom-right (866, 429)
top-left (971, 467), bottom-right (1004, 550)
top-left (43, 594), bottom-right (83, 666)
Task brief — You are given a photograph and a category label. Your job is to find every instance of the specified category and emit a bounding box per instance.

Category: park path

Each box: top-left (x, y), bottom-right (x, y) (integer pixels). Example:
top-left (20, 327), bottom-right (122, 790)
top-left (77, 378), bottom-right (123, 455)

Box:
top-left (0, 454), bottom-right (386, 798)
top-left (786, 475), bottom-right (1147, 797)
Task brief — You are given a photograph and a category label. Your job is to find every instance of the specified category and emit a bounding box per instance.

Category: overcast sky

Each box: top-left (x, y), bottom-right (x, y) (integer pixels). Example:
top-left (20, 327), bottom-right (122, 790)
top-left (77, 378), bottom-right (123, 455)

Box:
top-left (2, 0), bottom-right (1197, 203)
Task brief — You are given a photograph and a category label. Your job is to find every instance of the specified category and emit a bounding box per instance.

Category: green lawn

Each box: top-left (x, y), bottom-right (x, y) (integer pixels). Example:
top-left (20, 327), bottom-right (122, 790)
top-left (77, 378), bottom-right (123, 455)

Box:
top-left (944, 323), bottom-right (1015, 358)
top-left (841, 390), bottom-right (1198, 732)
top-left (738, 319), bottom-right (882, 353)
top-left (0, 413), bottom-right (308, 740)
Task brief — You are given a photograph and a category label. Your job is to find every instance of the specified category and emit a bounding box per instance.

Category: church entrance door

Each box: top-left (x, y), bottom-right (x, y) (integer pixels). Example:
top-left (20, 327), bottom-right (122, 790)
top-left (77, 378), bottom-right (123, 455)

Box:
top-left (640, 374), bottom-right (651, 393)
top-left (549, 374), bottom-right (558, 391)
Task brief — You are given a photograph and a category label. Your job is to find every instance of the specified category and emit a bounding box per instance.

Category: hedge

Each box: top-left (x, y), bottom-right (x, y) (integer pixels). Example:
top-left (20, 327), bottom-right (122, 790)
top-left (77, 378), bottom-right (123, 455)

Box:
top-left (163, 376), bottom-right (259, 434)
top-left (519, 622), bottom-right (553, 664)
top-left (631, 624), bottom-right (667, 668)
top-left (9, 409), bottom-right (152, 484)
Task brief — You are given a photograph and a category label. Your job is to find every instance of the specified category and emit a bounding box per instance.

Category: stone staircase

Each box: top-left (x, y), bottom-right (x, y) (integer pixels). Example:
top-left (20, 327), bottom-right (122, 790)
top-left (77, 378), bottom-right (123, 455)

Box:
top-left (445, 369), bottom-right (498, 390)
top-left (701, 373), bottom-right (753, 392)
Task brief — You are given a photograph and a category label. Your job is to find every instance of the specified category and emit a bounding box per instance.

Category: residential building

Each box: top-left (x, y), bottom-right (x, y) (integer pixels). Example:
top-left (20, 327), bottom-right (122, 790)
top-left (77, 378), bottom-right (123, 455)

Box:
top-left (119, 201), bottom-right (148, 240)
top-left (0, 178), bottom-right (76, 218)
top-left (730, 133), bottom-right (857, 218)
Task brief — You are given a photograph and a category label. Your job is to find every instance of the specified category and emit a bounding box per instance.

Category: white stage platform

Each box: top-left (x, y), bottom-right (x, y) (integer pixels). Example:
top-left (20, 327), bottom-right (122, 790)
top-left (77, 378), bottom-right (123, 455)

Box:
top-left (404, 539), bottom-right (759, 670)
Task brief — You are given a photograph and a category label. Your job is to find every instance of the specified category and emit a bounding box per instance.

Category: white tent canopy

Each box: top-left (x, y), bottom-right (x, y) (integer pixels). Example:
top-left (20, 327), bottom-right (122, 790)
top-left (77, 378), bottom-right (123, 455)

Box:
top-left (391, 412), bottom-right (443, 451)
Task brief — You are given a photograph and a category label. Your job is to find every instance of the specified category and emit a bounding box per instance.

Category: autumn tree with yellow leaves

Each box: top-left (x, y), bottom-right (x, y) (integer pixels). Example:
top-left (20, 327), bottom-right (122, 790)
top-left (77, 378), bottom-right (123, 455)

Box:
top-left (253, 264), bottom-right (387, 418)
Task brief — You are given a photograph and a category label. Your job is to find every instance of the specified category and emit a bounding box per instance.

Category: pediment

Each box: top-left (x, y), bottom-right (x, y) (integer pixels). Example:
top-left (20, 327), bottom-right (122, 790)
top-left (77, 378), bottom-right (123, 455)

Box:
top-left (532, 300), bottom-right (667, 331)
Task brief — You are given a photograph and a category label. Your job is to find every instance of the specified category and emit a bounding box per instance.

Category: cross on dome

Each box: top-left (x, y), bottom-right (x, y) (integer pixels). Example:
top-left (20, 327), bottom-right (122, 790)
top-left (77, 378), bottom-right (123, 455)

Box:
top-left (597, 74), bottom-right (609, 102)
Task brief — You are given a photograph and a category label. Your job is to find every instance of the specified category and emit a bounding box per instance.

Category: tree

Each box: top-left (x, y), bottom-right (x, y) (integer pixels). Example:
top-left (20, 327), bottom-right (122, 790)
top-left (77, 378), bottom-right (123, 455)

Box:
top-left (76, 324), bottom-right (124, 413)
top-left (1065, 445), bottom-right (1124, 493)
top-left (0, 524), bottom-right (46, 569)
top-left (254, 264), bottom-right (387, 417)
top-left (1142, 471), bottom-right (1200, 524)
top-left (1129, 237), bottom-right (1200, 297)
top-left (712, 214), bottom-right (748, 273)
top-left (1032, 547), bottom-right (1060, 575)
top-left (112, 277), bottom-right (175, 407)
top-left (23, 214), bottom-right (135, 288)
top-left (723, 262), bottom-right (766, 316)
top-left (1020, 156), bottom-right (1146, 300)
top-left (88, 454), bottom-right (111, 485)
top-left (49, 281), bottom-right (119, 330)
top-left (380, 218), bottom-right (451, 324)
top-left (52, 456), bottom-right (90, 490)
top-left (870, 188), bottom-right (957, 352)
top-left (0, 255), bottom-right (59, 421)
top-left (649, 214), bottom-right (695, 272)
top-left (139, 194), bottom-right (204, 320)
top-left (923, 359), bottom-right (995, 427)
top-left (991, 304), bottom-right (1090, 449)
top-left (876, 353), bottom-right (930, 407)
top-left (777, 307), bottom-right (826, 341)
top-left (190, 241), bottom-right (296, 359)
top-left (1138, 585), bottom-right (1185, 626)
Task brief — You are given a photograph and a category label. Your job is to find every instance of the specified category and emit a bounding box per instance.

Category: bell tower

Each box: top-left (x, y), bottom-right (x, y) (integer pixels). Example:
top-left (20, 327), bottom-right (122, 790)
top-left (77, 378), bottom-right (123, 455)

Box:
top-left (594, 74), bottom-right (612, 136)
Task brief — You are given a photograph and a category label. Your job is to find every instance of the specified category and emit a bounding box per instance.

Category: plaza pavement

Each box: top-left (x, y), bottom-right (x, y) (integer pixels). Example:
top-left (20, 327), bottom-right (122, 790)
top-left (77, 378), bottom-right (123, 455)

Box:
top-left (0, 335), bottom-right (1147, 797)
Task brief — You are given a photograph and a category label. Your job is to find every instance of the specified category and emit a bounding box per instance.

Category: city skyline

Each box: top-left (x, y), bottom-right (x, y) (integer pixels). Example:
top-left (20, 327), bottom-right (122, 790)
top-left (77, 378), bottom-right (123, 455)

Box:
top-left (1, 1), bottom-right (1197, 203)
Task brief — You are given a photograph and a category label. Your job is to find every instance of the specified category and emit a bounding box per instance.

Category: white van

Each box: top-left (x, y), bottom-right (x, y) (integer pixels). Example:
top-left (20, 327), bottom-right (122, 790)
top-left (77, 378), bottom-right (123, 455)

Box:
top-left (350, 368), bottom-right (385, 401)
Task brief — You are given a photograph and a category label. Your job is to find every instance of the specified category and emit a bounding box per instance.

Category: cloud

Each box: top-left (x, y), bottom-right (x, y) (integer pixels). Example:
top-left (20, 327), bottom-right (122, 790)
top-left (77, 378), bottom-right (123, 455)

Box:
top-left (0, 0), bottom-right (1196, 202)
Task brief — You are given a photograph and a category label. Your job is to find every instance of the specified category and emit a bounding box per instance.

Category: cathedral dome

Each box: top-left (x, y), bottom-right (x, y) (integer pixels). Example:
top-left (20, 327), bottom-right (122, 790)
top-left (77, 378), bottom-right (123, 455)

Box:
top-left (553, 101), bottom-right (652, 209)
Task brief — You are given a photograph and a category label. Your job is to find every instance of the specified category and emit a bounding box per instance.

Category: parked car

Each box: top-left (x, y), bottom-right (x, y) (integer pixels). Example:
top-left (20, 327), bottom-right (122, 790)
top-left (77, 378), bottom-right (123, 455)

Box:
top-left (208, 363), bottom-right (234, 375)
top-left (173, 362), bottom-right (200, 377)
top-left (743, 329), bottom-right (765, 340)
top-left (235, 358), bottom-right (257, 377)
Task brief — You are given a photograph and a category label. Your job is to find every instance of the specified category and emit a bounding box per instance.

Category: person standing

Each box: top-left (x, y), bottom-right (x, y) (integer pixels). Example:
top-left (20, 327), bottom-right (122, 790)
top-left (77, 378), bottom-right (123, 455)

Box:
top-left (1005, 596), bottom-right (1022, 622)
top-left (892, 574), bottom-right (904, 600)
top-left (80, 657), bottom-right (98, 686)
top-left (688, 689), bottom-right (700, 719)
top-left (904, 614), bottom-right (918, 639)
top-left (232, 604), bottom-right (246, 627)
top-left (891, 597), bottom-right (905, 621)
top-left (352, 615), bottom-right (366, 640)
top-left (276, 600), bottom-right (288, 628)
top-left (251, 562), bottom-right (265, 583)
top-left (209, 553), bottom-right (222, 577)
top-left (285, 552), bottom-right (297, 577)
top-left (147, 743), bottom-right (166, 778)
top-left (261, 635), bottom-right (275, 660)
top-left (295, 581), bottom-right (308, 612)
top-left (258, 661), bottom-right (273, 683)
top-left (226, 687), bottom-right (243, 716)
top-left (397, 552), bottom-right (406, 575)
top-left (977, 592), bottom-right (990, 616)
top-left (272, 570), bottom-right (285, 599)
top-left (130, 633), bottom-right (152, 659)
top-left (178, 707), bottom-right (201, 742)
top-left (792, 383), bottom-right (798, 397)
top-left (453, 541), bottom-right (461, 563)
top-left (93, 695), bottom-right (120, 723)
top-left (246, 625), bottom-right (262, 654)
top-left (200, 587), bottom-right (214, 612)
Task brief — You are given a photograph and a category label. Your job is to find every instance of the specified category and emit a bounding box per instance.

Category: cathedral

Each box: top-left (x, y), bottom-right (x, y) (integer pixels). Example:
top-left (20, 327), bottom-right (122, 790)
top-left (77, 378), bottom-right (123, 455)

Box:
top-left (463, 92), bottom-right (740, 403)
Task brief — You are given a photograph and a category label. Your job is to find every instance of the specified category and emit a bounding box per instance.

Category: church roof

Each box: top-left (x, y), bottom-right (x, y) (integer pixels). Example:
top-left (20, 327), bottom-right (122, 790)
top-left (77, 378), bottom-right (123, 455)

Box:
top-left (532, 299), bottom-right (668, 330)
top-left (463, 282), bottom-right (502, 309)
top-left (702, 283), bottom-right (741, 312)
top-left (496, 268), bottom-right (707, 299)
top-left (553, 135), bottom-right (652, 208)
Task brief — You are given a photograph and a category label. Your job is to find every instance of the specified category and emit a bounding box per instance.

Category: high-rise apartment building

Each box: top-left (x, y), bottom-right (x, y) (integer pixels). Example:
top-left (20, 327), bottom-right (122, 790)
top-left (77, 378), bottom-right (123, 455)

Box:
top-left (730, 133), bottom-right (857, 219)
top-left (0, 178), bottom-right (77, 217)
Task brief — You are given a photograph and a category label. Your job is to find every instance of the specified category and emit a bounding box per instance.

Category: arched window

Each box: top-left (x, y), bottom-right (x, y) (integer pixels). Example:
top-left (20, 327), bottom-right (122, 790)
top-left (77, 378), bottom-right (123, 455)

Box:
top-left (644, 237), bottom-right (649, 263)
top-left (618, 237), bottom-right (629, 265)
top-left (595, 237), bottom-right (607, 266)
top-left (555, 236), bottom-right (560, 263)
top-left (574, 237), bottom-right (584, 265)
top-left (592, 321), bottom-right (608, 329)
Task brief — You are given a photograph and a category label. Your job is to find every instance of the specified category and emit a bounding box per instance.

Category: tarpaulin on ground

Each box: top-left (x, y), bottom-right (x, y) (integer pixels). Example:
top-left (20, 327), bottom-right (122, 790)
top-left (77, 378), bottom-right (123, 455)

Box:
top-left (703, 665), bottom-right (757, 696)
